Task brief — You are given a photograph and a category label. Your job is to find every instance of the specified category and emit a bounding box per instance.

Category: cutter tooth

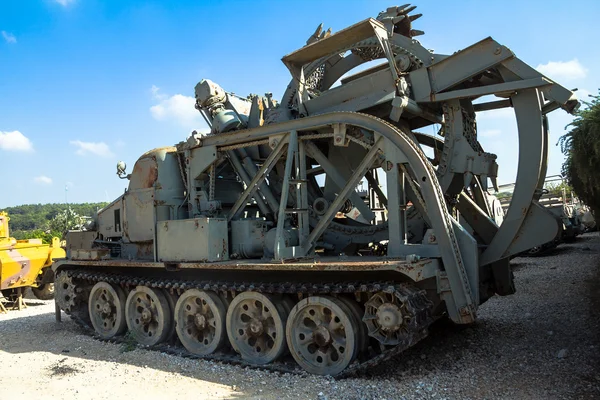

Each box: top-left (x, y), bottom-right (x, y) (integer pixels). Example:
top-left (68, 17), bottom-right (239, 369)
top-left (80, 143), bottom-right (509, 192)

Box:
top-left (410, 29), bottom-right (425, 37)
top-left (307, 23), bottom-right (324, 45)
top-left (392, 15), bottom-right (407, 24)
top-left (400, 5), bottom-right (417, 14)
top-left (409, 13), bottom-right (422, 22)
top-left (397, 4), bottom-right (411, 13)
top-left (322, 27), bottom-right (332, 39)
top-left (314, 23), bottom-right (323, 37)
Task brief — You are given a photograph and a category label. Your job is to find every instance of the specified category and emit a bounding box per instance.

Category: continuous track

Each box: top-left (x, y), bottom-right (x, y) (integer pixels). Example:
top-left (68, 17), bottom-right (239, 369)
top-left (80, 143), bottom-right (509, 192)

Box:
top-left (59, 268), bottom-right (435, 378)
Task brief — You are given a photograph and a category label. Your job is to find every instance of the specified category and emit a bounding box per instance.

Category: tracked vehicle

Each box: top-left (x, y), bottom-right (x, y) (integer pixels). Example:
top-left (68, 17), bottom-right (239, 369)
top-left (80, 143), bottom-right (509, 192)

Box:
top-left (53, 5), bottom-right (579, 376)
top-left (0, 212), bottom-right (65, 311)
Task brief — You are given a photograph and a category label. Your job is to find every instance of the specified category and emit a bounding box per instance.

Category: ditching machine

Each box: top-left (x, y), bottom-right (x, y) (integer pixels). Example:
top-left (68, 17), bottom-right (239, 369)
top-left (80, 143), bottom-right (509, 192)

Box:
top-left (52, 5), bottom-right (580, 376)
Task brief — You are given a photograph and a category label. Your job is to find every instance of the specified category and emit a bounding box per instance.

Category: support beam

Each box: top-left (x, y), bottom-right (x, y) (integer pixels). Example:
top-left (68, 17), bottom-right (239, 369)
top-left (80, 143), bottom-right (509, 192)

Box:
top-left (365, 171), bottom-right (388, 207)
top-left (304, 141), bottom-right (375, 221)
top-left (275, 131), bottom-right (298, 260)
top-left (238, 148), bottom-right (280, 212)
top-left (227, 150), bottom-right (273, 218)
top-left (228, 134), bottom-right (289, 221)
top-left (304, 138), bottom-right (383, 252)
top-left (427, 77), bottom-right (551, 103)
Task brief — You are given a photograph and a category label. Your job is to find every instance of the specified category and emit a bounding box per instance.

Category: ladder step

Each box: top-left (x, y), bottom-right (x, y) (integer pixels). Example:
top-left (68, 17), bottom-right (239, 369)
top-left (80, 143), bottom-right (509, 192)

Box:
top-left (288, 179), bottom-right (308, 184)
top-left (285, 208), bottom-right (309, 214)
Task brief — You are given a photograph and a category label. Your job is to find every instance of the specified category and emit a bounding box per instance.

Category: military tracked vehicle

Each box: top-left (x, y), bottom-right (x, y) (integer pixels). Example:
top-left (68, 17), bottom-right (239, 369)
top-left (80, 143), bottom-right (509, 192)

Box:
top-left (0, 212), bottom-right (65, 311)
top-left (53, 5), bottom-right (580, 376)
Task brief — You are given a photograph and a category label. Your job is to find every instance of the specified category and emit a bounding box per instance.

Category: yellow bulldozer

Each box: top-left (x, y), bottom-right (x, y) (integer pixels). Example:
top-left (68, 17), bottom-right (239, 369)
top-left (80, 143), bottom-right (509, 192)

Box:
top-left (0, 212), bottom-right (66, 311)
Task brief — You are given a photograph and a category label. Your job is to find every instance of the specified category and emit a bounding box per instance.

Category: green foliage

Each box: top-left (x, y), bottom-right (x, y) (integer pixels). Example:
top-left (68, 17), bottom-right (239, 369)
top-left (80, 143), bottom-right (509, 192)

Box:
top-left (120, 331), bottom-right (138, 353)
top-left (559, 89), bottom-right (600, 216)
top-left (496, 192), bottom-right (512, 200)
top-left (0, 202), bottom-right (107, 242)
top-left (47, 208), bottom-right (87, 234)
top-left (18, 229), bottom-right (61, 244)
top-left (544, 181), bottom-right (575, 198)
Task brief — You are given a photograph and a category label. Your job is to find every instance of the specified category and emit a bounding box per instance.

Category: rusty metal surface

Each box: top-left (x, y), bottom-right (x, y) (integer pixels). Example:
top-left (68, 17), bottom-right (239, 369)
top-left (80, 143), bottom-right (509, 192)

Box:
top-left (53, 256), bottom-right (438, 281)
top-left (124, 188), bottom-right (155, 242)
top-left (129, 156), bottom-right (158, 190)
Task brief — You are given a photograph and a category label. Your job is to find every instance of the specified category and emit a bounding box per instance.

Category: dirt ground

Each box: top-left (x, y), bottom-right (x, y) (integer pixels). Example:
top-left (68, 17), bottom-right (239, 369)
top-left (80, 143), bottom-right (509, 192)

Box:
top-left (1, 233), bottom-right (599, 400)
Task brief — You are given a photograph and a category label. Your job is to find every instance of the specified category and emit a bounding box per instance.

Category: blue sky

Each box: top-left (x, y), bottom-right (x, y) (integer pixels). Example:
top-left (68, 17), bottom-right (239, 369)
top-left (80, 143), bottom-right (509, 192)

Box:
top-left (1, 0), bottom-right (598, 208)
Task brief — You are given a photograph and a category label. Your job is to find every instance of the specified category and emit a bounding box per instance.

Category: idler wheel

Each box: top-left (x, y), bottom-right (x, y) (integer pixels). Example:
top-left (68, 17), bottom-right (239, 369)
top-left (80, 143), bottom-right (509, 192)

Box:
top-left (88, 282), bottom-right (127, 339)
top-left (125, 286), bottom-right (172, 346)
top-left (174, 289), bottom-right (227, 356)
top-left (226, 292), bottom-right (288, 365)
top-left (286, 296), bottom-right (359, 376)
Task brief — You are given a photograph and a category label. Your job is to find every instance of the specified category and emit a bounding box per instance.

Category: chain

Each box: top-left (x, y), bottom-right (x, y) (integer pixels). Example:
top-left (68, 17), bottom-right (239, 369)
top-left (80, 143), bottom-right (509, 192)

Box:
top-left (338, 111), bottom-right (475, 316)
top-left (461, 109), bottom-right (483, 152)
top-left (61, 269), bottom-right (433, 379)
top-left (297, 132), bottom-right (373, 150)
top-left (209, 163), bottom-right (215, 201)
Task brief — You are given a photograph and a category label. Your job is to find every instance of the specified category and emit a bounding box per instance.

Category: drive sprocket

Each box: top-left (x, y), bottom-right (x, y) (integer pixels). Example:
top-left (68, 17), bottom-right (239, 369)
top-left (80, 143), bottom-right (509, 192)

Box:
top-left (55, 271), bottom-right (78, 313)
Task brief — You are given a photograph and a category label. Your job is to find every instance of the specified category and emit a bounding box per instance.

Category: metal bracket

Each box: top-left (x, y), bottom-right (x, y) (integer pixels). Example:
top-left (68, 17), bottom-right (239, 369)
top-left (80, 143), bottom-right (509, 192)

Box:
top-left (333, 123), bottom-right (349, 147)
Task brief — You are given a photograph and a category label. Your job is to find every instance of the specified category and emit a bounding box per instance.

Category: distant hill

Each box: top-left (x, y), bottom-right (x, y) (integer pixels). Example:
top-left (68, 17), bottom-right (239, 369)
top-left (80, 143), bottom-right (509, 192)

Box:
top-left (0, 202), bottom-right (108, 239)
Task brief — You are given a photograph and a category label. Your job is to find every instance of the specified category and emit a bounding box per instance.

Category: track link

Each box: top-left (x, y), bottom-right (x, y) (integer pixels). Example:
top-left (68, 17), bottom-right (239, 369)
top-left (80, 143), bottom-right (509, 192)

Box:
top-left (59, 268), bottom-right (434, 378)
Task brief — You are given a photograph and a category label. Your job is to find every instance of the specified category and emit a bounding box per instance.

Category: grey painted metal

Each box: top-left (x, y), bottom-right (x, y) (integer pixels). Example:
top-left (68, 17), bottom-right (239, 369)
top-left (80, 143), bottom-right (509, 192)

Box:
top-left (226, 150), bottom-right (272, 218)
top-left (156, 218), bottom-right (228, 262)
top-left (385, 138), bottom-right (408, 256)
top-left (481, 89), bottom-right (557, 265)
top-left (238, 147), bottom-right (280, 213)
top-left (304, 141), bottom-right (375, 221)
top-left (227, 135), bottom-right (289, 221)
top-left (275, 130), bottom-right (298, 260)
top-left (304, 137), bottom-right (384, 253)
top-left (410, 37), bottom-right (514, 101)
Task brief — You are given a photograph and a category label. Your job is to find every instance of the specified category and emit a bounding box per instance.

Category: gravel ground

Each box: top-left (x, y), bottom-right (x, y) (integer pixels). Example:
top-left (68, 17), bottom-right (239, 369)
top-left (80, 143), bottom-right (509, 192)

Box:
top-left (1, 232), bottom-right (598, 399)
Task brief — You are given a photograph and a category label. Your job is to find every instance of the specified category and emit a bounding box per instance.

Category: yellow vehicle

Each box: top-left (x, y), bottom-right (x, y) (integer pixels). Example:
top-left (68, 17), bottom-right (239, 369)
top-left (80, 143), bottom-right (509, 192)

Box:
top-left (0, 212), bottom-right (66, 309)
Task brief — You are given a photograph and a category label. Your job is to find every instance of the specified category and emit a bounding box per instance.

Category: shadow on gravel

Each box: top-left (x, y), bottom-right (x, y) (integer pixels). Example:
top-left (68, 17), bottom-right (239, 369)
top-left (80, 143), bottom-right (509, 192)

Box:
top-left (0, 299), bottom-right (49, 308)
top-left (577, 257), bottom-right (600, 393)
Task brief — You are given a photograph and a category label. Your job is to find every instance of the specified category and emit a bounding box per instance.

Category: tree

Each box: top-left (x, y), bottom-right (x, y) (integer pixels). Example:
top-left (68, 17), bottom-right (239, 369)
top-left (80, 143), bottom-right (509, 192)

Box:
top-left (0, 202), bottom-right (107, 240)
top-left (19, 229), bottom-right (60, 244)
top-left (559, 89), bottom-right (600, 216)
top-left (47, 208), bottom-right (86, 235)
top-left (544, 181), bottom-right (575, 199)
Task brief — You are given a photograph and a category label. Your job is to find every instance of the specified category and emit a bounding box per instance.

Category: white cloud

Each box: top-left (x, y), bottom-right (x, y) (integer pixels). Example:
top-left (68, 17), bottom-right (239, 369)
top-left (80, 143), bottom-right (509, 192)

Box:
top-left (150, 85), bottom-right (166, 101)
top-left (0, 130), bottom-right (34, 152)
top-left (150, 85), bottom-right (205, 128)
top-left (34, 175), bottom-right (53, 185)
top-left (55, 0), bottom-right (76, 6)
top-left (70, 140), bottom-right (114, 157)
top-left (1, 31), bottom-right (16, 44)
top-left (536, 59), bottom-right (587, 81)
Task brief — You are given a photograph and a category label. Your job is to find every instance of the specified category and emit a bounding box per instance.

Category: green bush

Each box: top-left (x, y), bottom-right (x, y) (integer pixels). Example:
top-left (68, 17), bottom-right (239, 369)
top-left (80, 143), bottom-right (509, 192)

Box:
top-left (559, 90), bottom-right (600, 217)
